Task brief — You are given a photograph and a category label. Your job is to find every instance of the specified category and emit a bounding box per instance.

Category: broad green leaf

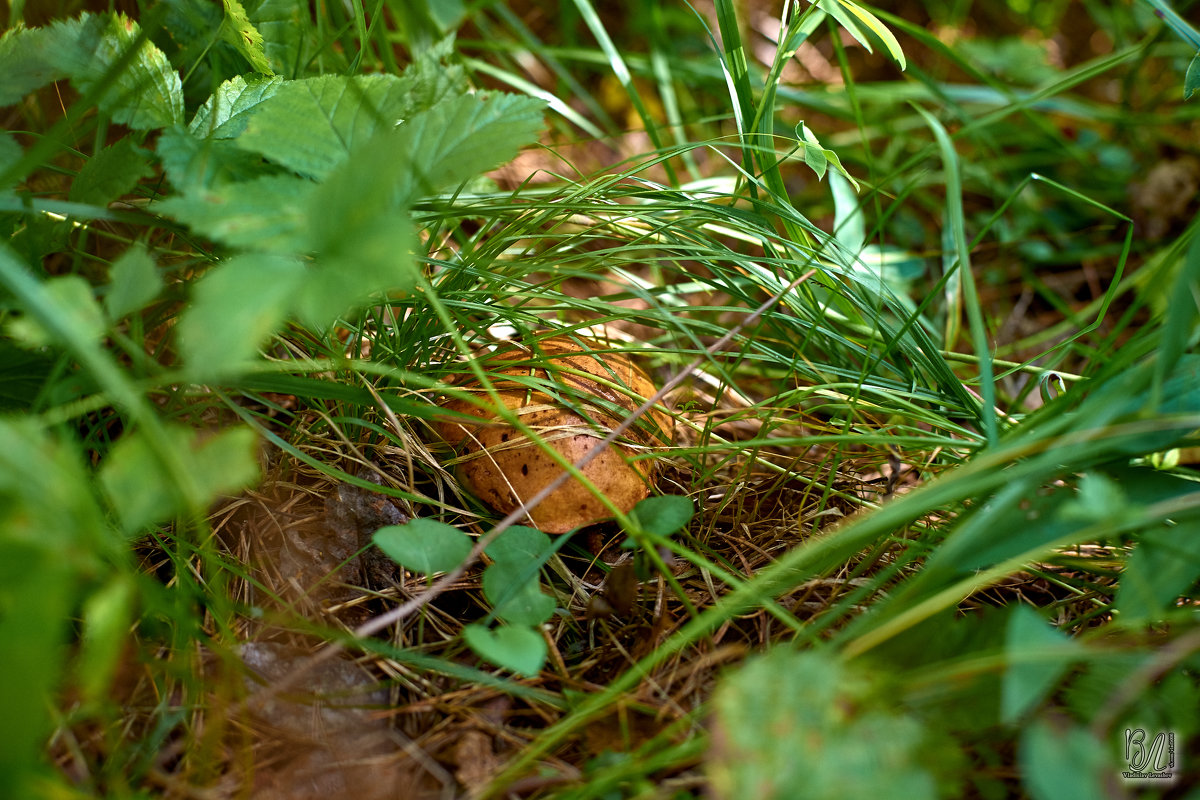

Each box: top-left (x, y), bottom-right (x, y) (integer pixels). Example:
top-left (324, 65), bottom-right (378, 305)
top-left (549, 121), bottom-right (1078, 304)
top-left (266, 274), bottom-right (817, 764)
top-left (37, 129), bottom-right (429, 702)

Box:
top-left (188, 74), bottom-right (285, 138)
top-left (0, 341), bottom-right (54, 411)
top-left (1187, 52), bottom-right (1200, 100)
top-left (0, 23), bottom-right (70, 106)
top-left (178, 253), bottom-right (304, 377)
top-left (68, 137), bottom-right (153, 206)
top-left (295, 133), bottom-right (420, 326)
top-left (105, 244), bottom-right (162, 319)
top-left (463, 623), bottom-right (547, 677)
top-left (236, 74), bottom-right (417, 178)
top-left (221, 0), bottom-right (273, 75)
top-left (1117, 521), bottom-right (1200, 622)
top-left (629, 495), bottom-right (694, 537)
top-left (7, 275), bottom-right (106, 347)
top-left (48, 13), bottom-right (183, 130)
top-left (373, 518), bottom-right (474, 575)
top-left (248, 0), bottom-right (321, 79)
top-left (155, 174), bottom-right (312, 251)
top-left (1058, 471), bottom-right (1130, 523)
top-left (387, 92), bottom-right (546, 204)
top-left (157, 125), bottom-right (278, 192)
top-left (482, 565), bottom-right (556, 626)
top-left (1001, 606), bottom-right (1079, 724)
top-left (76, 575), bottom-right (134, 706)
top-left (100, 425), bottom-right (259, 533)
top-left (1019, 718), bottom-right (1110, 800)
top-left (709, 649), bottom-right (944, 800)
top-left (484, 525), bottom-right (554, 566)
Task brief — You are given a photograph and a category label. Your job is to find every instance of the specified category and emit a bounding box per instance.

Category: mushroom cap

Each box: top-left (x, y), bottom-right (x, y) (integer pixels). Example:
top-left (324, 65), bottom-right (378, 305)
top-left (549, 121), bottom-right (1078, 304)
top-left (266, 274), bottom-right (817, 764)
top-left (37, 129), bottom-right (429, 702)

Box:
top-left (433, 335), bottom-right (673, 534)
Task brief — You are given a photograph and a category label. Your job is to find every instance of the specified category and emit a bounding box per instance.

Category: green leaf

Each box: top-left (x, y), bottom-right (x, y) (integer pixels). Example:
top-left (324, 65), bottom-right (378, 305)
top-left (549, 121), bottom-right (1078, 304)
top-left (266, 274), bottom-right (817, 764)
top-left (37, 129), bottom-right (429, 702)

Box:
top-left (0, 341), bottom-right (54, 411)
top-left (1187, 52), bottom-right (1200, 100)
top-left (221, 0), bottom-right (273, 75)
top-left (6, 275), bottom-right (106, 348)
top-left (248, 0), bottom-right (321, 79)
top-left (1058, 471), bottom-right (1130, 524)
top-left (709, 649), bottom-right (945, 800)
top-left (155, 174), bottom-right (313, 251)
top-left (1117, 521), bottom-right (1200, 622)
top-left (1001, 606), bottom-right (1079, 724)
top-left (188, 74), bottom-right (284, 138)
top-left (0, 23), bottom-right (70, 106)
top-left (387, 92), bottom-right (546, 204)
top-left (100, 425), bottom-right (260, 533)
top-left (484, 525), bottom-right (554, 565)
top-left (76, 575), bottom-right (134, 707)
top-left (69, 137), bottom-right (153, 207)
top-left (105, 244), bottom-right (162, 320)
top-left (178, 253), bottom-right (304, 378)
top-left (295, 134), bottom-right (420, 326)
top-left (1018, 717), bottom-right (1111, 800)
top-left (794, 122), bottom-right (860, 190)
top-left (49, 13), bottom-right (184, 130)
top-left (482, 565), bottom-right (556, 626)
top-left (463, 623), bottom-right (547, 677)
top-left (236, 74), bottom-right (418, 178)
top-left (629, 495), bottom-right (694, 537)
top-left (157, 125), bottom-right (278, 192)
top-left (816, 0), bottom-right (906, 70)
top-left (373, 518), bottom-right (474, 575)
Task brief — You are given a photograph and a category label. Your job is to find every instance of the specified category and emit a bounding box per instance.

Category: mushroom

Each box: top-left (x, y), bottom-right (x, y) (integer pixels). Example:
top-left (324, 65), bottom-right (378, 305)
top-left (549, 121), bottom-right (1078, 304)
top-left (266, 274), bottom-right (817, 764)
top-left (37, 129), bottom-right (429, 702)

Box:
top-left (433, 335), bottom-right (673, 533)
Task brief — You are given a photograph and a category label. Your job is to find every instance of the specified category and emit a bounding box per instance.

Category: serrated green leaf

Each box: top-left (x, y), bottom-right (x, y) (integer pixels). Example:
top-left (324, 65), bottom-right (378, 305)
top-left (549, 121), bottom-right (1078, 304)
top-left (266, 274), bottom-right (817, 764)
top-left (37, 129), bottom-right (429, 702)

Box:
top-left (709, 649), bottom-right (942, 800)
top-left (388, 92), bottom-right (546, 203)
top-left (0, 23), bottom-right (70, 106)
top-left (221, 0), bottom-right (273, 75)
top-left (76, 576), bottom-right (134, 706)
top-left (482, 565), bottom-right (556, 626)
top-left (1001, 606), bottom-right (1079, 724)
top-left (463, 623), bottom-right (547, 677)
top-left (157, 125), bottom-right (277, 192)
top-left (188, 74), bottom-right (285, 138)
top-left (49, 13), bottom-right (183, 130)
top-left (105, 244), bottom-right (162, 319)
top-left (100, 425), bottom-right (259, 533)
top-left (156, 174), bottom-right (312, 251)
top-left (178, 253), bottom-right (304, 378)
top-left (1019, 718), bottom-right (1110, 800)
top-left (248, 0), bottom-right (321, 79)
top-left (372, 518), bottom-right (474, 575)
top-left (236, 74), bottom-right (417, 178)
top-left (6, 275), bottom-right (106, 348)
top-left (629, 495), bottom-right (694, 537)
top-left (68, 137), bottom-right (153, 207)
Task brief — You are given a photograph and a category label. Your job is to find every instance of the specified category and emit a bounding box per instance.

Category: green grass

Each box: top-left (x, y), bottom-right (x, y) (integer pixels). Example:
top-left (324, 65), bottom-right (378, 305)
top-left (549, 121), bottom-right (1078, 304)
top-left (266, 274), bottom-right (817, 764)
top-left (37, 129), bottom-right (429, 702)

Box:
top-left (1, 0), bottom-right (1199, 797)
